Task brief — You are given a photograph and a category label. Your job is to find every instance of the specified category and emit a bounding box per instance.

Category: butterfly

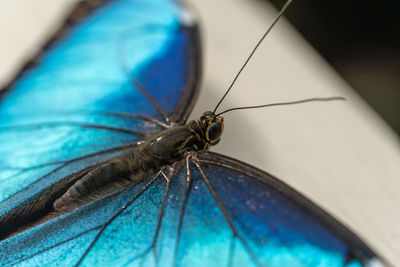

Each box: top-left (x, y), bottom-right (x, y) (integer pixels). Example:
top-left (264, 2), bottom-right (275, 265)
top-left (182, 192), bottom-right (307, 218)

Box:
top-left (0, 0), bottom-right (385, 266)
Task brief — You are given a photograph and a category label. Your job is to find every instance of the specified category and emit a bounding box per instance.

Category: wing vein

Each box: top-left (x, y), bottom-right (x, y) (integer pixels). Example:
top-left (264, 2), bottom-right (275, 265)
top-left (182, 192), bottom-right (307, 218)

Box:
top-left (193, 160), bottom-right (262, 267)
top-left (74, 170), bottom-right (163, 267)
top-left (125, 170), bottom-right (171, 266)
top-left (130, 78), bottom-right (171, 125)
top-left (1, 143), bottom-right (136, 172)
top-left (172, 155), bottom-right (193, 267)
top-left (0, 122), bottom-right (145, 136)
top-left (12, 225), bottom-right (102, 265)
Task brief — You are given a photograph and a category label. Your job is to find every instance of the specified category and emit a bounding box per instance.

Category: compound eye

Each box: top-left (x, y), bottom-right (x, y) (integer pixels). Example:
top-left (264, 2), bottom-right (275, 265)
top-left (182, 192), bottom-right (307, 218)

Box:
top-left (206, 122), bottom-right (222, 142)
top-left (200, 111), bottom-right (214, 127)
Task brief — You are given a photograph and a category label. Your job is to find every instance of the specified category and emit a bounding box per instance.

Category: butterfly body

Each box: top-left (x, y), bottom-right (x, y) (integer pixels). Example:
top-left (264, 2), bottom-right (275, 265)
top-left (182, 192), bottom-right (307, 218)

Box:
top-left (0, 113), bottom-right (223, 241)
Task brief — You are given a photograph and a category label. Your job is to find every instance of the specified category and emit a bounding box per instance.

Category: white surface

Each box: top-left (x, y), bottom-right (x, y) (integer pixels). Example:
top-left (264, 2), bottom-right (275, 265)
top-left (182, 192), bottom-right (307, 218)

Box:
top-left (0, 0), bottom-right (399, 265)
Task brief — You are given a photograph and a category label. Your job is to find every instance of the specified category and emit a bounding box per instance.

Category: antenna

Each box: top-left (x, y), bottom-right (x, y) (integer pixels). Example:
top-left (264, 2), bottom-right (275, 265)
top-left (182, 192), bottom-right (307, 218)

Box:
top-left (216, 97), bottom-right (346, 116)
top-left (213, 0), bottom-right (293, 114)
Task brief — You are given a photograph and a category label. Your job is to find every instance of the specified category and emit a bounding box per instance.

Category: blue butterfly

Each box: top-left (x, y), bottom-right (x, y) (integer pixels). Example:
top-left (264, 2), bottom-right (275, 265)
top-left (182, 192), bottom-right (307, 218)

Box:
top-left (0, 0), bottom-right (384, 266)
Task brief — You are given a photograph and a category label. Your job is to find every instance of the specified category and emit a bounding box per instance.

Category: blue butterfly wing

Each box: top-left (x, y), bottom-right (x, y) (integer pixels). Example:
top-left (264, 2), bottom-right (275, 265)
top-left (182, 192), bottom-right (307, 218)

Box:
top-left (0, 0), bottom-right (199, 218)
top-left (185, 151), bottom-right (381, 266)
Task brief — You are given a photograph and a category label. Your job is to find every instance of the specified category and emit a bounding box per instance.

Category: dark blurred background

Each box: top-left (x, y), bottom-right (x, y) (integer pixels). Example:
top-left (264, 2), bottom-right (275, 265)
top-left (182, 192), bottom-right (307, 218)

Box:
top-left (268, 0), bottom-right (400, 136)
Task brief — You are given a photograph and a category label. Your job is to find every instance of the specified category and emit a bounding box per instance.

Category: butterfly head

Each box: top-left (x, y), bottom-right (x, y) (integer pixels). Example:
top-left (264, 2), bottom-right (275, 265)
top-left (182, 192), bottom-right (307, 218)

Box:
top-left (197, 111), bottom-right (224, 150)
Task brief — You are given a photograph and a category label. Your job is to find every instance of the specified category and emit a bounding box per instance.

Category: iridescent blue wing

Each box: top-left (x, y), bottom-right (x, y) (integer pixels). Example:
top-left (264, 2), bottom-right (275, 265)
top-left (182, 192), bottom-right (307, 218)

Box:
top-left (184, 151), bottom-right (382, 266)
top-left (1, 151), bottom-right (382, 266)
top-left (0, 0), bottom-right (200, 224)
